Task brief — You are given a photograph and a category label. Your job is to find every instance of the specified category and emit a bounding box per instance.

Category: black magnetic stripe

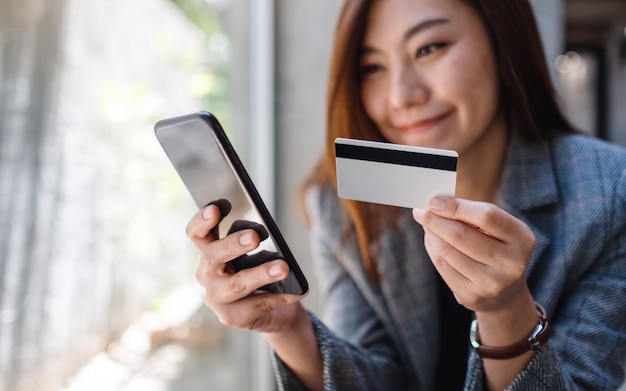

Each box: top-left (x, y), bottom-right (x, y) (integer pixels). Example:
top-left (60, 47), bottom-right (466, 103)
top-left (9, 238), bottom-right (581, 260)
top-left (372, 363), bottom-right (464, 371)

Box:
top-left (336, 143), bottom-right (457, 172)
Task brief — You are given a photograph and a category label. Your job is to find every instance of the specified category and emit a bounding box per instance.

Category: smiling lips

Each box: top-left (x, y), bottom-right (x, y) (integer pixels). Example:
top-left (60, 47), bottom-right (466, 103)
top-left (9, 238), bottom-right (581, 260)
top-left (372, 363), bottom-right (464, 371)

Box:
top-left (399, 111), bottom-right (451, 134)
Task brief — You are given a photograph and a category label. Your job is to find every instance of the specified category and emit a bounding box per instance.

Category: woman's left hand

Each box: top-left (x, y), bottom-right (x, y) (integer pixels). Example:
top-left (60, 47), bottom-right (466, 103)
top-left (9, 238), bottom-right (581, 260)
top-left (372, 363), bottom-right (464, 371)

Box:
top-left (412, 196), bottom-right (536, 314)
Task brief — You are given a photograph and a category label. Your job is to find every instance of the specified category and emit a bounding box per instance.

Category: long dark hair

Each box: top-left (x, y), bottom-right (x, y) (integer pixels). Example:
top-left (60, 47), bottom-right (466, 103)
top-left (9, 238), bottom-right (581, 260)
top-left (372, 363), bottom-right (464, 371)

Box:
top-left (304, 0), bottom-right (576, 282)
top-left (466, 0), bottom-right (575, 141)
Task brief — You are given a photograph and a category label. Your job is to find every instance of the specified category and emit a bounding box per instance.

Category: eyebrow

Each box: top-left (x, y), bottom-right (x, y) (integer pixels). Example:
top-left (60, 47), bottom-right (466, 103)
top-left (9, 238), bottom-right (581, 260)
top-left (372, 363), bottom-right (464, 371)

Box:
top-left (359, 18), bottom-right (450, 56)
top-left (403, 18), bottom-right (450, 41)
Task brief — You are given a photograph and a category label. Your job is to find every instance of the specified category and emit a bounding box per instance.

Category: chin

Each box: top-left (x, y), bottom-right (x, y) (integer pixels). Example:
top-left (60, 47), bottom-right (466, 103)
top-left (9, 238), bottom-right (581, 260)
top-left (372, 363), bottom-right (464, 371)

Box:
top-left (394, 133), bottom-right (443, 150)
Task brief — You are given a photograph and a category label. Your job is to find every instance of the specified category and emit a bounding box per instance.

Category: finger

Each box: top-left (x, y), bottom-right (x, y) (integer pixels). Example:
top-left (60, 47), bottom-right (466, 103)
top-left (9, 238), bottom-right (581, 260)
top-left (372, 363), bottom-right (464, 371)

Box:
top-left (424, 230), bottom-right (504, 309)
top-left (424, 230), bottom-right (482, 309)
top-left (214, 291), bottom-right (304, 331)
top-left (212, 260), bottom-right (291, 304)
top-left (206, 199), bottom-right (233, 238)
top-left (198, 229), bottom-right (261, 277)
top-left (186, 204), bottom-right (222, 249)
top-left (423, 227), bottom-right (486, 280)
top-left (426, 197), bottom-right (532, 243)
top-left (418, 210), bottom-right (500, 265)
top-left (421, 197), bottom-right (536, 269)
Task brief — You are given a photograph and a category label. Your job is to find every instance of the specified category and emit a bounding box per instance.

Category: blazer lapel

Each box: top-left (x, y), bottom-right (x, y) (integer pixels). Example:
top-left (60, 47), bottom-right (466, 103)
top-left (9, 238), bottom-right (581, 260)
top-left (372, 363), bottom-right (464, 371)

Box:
top-left (498, 136), bottom-right (557, 275)
top-left (376, 212), bottom-right (439, 391)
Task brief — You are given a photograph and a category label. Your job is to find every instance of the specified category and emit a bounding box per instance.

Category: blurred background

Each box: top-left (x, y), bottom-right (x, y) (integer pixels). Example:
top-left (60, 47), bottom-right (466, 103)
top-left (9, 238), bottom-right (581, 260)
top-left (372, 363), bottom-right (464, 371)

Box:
top-left (0, 0), bottom-right (624, 390)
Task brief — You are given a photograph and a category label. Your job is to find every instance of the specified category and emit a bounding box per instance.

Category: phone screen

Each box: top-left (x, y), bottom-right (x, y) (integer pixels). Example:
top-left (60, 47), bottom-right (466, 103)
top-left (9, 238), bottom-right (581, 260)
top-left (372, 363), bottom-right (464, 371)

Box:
top-left (155, 112), bottom-right (308, 295)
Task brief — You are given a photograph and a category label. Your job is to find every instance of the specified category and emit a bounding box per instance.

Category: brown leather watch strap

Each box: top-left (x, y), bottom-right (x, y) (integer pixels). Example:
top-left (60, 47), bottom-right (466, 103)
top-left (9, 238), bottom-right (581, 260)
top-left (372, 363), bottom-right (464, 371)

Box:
top-left (470, 302), bottom-right (551, 360)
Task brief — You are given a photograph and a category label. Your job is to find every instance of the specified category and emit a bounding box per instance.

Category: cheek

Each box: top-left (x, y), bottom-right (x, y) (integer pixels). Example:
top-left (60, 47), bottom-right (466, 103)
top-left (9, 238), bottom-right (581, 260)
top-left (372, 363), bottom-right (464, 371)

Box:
top-left (360, 83), bottom-right (384, 124)
top-left (443, 51), bottom-right (499, 131)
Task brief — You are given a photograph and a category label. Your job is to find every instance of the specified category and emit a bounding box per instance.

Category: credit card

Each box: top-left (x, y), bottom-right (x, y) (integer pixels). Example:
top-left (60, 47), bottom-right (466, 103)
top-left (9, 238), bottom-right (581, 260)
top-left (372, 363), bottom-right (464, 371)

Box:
top-left (335, 138), bottom-right (457, 209)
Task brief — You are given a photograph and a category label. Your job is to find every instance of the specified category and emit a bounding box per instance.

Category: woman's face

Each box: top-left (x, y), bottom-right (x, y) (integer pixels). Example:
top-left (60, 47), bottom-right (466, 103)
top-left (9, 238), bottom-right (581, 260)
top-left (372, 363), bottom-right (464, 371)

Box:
top-left (359, 0), bottom-right (504, 154)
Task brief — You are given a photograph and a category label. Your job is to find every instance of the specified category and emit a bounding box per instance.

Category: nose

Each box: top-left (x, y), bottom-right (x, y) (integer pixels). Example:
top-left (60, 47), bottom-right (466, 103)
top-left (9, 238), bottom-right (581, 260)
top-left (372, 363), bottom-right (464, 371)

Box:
top-left (388, 60), bottom-right (428, 109)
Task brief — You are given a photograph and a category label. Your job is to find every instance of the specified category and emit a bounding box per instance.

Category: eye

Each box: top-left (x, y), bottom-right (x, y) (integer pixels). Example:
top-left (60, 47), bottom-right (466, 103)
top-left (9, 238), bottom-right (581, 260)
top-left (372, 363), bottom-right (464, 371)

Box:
top-left (360, 63), bottom-right (384, 76)
top-left (416, 42), bottom-right (446, 58)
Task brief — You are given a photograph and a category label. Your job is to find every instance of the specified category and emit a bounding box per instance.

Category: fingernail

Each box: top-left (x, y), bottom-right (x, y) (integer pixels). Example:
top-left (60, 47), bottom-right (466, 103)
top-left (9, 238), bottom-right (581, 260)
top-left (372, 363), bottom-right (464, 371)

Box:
top-left (202, 206), bottom-right (213, 220)
top-left (412, 208), bottom-right (425, 222)
top-left (239, 232), bottom-right (253, 246)
top-left (268, 263), bottom-right (284, 277)
top-left (429, 197), bottom-right (447, 211)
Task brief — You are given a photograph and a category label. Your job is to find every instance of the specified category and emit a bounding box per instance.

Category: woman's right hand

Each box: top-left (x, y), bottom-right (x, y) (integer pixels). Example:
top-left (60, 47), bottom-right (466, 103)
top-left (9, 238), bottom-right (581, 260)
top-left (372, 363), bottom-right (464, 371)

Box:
top-left (186, 203), bottom-right (306, 334)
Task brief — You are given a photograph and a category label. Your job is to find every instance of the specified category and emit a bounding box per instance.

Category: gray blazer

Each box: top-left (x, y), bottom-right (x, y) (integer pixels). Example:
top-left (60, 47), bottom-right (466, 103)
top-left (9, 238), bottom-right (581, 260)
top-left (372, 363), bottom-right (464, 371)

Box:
top-left (273, 134), bottom-right (626, 390)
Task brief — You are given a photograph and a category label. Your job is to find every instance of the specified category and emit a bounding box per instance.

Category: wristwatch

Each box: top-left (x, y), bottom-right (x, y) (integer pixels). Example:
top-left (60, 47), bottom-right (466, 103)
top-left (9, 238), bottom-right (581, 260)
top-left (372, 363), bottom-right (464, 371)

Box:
top-left (470, 302), bottom-right (551, 360)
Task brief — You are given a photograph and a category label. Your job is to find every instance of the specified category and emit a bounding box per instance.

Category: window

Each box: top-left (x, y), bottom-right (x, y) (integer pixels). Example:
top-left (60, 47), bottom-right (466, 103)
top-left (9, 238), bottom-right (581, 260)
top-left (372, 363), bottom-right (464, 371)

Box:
top-left (0, 0), bottom-right (271, 390)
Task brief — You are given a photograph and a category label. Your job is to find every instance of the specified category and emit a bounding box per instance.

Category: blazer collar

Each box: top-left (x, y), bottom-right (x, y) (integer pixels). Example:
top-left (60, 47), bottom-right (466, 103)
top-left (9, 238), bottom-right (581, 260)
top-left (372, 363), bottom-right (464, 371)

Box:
top-left (498, 135), bottom-right (558, 212)
top-left (498, 135), bottom-right (558, 274)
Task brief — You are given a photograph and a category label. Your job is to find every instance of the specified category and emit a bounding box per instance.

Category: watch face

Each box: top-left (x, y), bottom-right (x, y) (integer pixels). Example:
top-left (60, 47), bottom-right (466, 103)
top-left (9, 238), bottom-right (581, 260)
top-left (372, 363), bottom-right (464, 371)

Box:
top-left (470, 319), bottom-right (480, 349)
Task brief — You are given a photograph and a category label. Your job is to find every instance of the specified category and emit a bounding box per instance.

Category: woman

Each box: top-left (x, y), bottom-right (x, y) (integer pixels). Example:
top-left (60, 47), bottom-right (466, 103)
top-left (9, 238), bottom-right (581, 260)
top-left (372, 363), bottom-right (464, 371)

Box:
top-left (187, 0), bottom-right (626, 389)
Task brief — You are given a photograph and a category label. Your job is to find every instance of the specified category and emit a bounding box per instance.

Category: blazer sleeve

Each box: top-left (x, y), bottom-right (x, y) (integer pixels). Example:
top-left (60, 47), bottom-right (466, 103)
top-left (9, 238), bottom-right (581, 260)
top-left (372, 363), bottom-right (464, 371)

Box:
top-left (272, 186), bottom-right (410, 390)
top-left (466, 163), bottom-right (626, 390)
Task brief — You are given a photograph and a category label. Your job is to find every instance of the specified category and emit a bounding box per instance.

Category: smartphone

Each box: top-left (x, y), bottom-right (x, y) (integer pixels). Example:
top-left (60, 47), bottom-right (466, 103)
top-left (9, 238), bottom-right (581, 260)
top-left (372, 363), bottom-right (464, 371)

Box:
top-left (154, 111), bottom-right (308, 296)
